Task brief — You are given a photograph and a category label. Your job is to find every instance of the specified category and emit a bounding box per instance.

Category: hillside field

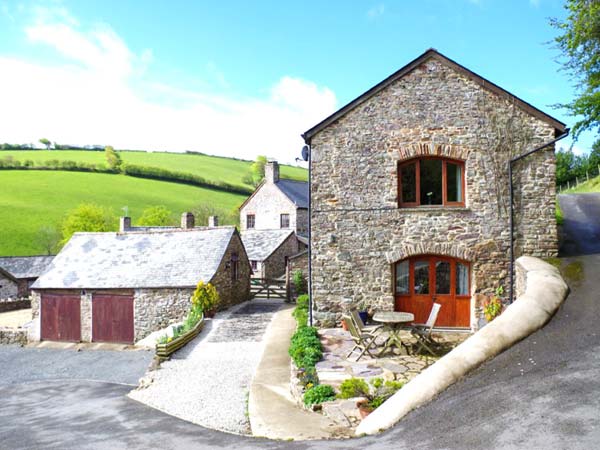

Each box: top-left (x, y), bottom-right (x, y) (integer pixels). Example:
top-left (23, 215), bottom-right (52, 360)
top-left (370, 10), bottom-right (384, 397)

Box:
top-left (0, 171), bottom-right (247, 256)
top-left (0, 150), bottom-right (307, 190)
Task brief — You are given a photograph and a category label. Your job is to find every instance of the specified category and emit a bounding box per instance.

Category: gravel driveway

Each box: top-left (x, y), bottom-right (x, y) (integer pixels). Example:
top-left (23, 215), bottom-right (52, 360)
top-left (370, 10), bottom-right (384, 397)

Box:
top-left (0, 345), bottom-right (153, 386)
top-left (129, 299), bottom-right (282, 435)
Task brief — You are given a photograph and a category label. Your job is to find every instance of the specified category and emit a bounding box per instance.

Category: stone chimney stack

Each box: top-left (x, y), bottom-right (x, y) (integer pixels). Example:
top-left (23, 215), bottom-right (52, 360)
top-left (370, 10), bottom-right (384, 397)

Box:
top-left (119, 216), bottom-right (131, 232)
top-left (208, 216), bottom-right (219, 227)
top-left (181, 212), bottom-right (195, 230)
top-left (265, 161), bottom-right (280, 184)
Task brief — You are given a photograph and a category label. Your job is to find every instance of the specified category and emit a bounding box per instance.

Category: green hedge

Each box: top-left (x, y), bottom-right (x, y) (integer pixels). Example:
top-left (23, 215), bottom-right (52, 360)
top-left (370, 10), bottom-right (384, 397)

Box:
top-left (121, 163), bottom-right (252, 195)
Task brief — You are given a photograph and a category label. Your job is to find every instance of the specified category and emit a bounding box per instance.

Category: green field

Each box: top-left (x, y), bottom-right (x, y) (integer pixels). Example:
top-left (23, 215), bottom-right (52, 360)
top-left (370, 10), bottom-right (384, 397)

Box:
top-left (0, 150), bottom-right (307, 189)
top-left (0, 171), bottom-right (246, 256)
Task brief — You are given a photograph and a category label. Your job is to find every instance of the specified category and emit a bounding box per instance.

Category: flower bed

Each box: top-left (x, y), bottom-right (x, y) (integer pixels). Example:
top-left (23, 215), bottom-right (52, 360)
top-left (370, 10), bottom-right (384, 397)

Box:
top-left (155, 315), bottom-right (204, 358)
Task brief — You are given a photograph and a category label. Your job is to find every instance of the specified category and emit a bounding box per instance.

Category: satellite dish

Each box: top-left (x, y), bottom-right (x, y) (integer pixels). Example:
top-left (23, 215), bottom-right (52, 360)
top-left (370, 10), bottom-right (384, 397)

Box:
top-left (301, 145), bottom-right (310, 162)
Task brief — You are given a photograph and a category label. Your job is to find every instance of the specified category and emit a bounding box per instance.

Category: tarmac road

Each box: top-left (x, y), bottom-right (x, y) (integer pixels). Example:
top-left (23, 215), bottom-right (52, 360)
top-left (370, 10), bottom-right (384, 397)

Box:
top-left (0, 193), bottom-right (598, 449)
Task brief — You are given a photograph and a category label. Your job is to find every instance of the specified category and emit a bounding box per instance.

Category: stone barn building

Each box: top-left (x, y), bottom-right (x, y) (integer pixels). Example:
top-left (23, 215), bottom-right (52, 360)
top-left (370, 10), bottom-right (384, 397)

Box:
top-left (31, 227), bottom-right (250, 343)
top-left (241, 229), bottom-right (299, 279)
top-left (0, 256), bottom-right (54, 302)
top-left (302, 49), bottom-right (566, 330)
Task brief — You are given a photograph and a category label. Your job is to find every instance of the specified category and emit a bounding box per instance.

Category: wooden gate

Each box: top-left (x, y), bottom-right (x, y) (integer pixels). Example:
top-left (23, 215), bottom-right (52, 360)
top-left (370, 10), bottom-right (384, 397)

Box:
top-left (92, 294), bottom-right (134, 344)
top-left (41, 293), bottom-right (81, 342)
top-left (250, 278), bottom-right (287, 300)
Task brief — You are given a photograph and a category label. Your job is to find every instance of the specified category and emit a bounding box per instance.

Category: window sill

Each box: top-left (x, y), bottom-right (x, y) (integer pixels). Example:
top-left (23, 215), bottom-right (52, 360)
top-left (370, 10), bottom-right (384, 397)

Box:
top-left (398, 206), bottom-right (471, 213)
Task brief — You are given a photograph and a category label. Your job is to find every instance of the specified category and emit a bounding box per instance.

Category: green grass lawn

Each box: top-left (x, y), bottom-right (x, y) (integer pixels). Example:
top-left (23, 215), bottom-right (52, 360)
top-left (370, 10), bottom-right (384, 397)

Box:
top-left (563, 175), bottom-right (600, 193)
top-left (0, 150), bottom-right (307, 189)
top-left (0, 170), bottom-right (246, 256)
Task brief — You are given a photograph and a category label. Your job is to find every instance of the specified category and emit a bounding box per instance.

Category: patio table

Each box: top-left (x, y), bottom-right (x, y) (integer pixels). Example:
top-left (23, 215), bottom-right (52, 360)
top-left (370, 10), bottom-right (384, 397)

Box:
top-left (372, 311), bottom-right (415, 355)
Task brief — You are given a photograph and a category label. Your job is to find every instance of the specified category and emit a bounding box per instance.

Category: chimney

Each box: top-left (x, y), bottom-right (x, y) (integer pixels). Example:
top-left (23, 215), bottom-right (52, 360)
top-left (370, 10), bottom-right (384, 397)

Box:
top-left (181, 212), bottom-right (195, 230)
top-left (208, 216), bottom-right (219, 227)
top-left (119, 216), bottom-right (131, 232)
top-left (265, 161), bottom-right (280, 184)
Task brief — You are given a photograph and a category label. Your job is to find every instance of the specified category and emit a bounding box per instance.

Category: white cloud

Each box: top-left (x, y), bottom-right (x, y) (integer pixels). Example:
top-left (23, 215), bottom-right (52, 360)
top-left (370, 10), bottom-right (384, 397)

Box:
top-left (529, 0), bottom-right (541, 7)
top-left (0, 10), bottom-right (337, 164)
top-left (571, 144), bottom-right (588, 157)
top-left (367, 3), bottom-right (385, 18)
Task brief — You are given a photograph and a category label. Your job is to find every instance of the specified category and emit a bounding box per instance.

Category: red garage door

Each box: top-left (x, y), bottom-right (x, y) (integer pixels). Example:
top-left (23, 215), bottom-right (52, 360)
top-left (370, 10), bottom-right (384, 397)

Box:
top-left (41, 294), bottom-right (81, 342)
top-left (92, 294), bottom-right (134, 344)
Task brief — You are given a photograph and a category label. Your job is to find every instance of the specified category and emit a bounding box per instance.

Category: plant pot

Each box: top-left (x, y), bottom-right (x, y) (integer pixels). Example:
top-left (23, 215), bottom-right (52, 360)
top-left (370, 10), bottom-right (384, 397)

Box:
top-left (358, 311), bottom-right (369, 325)
top-left (341, 318), bottom-right (349, 331)
top-left (204, 308), bottom-right (216, 318)
top-left (356, 400), bottom-right (374, 419)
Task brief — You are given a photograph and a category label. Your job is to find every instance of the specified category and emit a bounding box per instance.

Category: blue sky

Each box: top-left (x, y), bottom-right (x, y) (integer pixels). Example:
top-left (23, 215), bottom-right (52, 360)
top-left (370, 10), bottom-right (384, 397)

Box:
top-left (0, 0), bottom-right (592, 163)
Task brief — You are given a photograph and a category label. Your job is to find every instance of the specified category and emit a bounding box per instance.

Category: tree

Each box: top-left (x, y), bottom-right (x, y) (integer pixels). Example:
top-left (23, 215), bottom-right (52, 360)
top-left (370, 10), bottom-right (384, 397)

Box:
top-left (60, 204), bottom-right (117, 246)
top-left (104, 145), bottom-right (122, 170)
top-left (250, 155), bottom-right (267, 185)
top-left (556, 147), bottom-right (577, 185)
top-left (589, 138), bottom-right (600, 169)
top-left (550, 0), bottom-right (600, 139)
top-left (137, 206), bottom-right (175, 226)
top-left (35, 225), bottom-right (61, 255)
top-left (39, 138), bottom-right (51, 150)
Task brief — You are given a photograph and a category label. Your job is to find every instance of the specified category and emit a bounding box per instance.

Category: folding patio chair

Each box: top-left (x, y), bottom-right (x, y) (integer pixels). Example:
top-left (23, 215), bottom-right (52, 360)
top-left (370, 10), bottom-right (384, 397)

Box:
top-left (350, 310), bottom-right (383, 334)
top-left (411, 303), bottom-right (442, 356)
top-left (344, 315), bottom-right (380, 361)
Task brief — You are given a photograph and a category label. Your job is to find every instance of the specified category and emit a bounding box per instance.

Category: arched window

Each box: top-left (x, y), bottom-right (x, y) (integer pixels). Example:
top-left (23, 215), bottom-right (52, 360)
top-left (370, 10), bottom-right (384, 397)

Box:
top-left (398, 157), bottom-right (465, 207)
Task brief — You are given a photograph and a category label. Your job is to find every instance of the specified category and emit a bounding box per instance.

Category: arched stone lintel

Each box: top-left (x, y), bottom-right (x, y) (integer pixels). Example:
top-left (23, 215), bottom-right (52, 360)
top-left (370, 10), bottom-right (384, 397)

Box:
top-left (394, 143), bottom-right (471, 162)
top-left (385, 242), bottom-right (474, 264)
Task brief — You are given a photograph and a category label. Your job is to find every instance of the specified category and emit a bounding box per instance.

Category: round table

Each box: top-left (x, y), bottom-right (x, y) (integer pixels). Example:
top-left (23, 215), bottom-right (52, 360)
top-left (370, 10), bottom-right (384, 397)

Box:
top-left (372, 311), bottom-right (415, 355)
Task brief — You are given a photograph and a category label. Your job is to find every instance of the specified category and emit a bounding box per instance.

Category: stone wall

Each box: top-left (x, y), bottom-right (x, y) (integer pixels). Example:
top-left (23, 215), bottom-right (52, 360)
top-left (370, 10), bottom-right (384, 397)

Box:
top-left (210, 232), bottom-right (251, 310)
top-left (263, 233), bottom-right (299, 279)
top-left (133, 288), bottom-right (193, 342)
top-left (287, 250), bottom-right (308, 301)
top-left (296, 208), bottom-right (309, 236)
top-left (0, 327), bottom-right (27, 345)
top-left (0, 274), bottom-right (18, 300)
top-left (308, 56), bottom-right (558, 329)
top-left (0, 298), bottom-right (31, 313)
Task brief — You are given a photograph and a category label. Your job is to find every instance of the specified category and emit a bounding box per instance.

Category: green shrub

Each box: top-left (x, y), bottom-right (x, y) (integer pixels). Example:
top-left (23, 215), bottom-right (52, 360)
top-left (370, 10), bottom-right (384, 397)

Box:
top-left (338, 377), bottom-right (404, 409)
top-left (338, 378), bottom-right (370, 399)
top-left (191, 281), bottom-right (220, 313)
top-left (293, 270), bottom-right (307, 296)
top-left (292, 294), bottom-right (309, 328)
top-left (303, 384), bottom-right (336, 406)
top-left (289, 326), bottom-right (322, 368)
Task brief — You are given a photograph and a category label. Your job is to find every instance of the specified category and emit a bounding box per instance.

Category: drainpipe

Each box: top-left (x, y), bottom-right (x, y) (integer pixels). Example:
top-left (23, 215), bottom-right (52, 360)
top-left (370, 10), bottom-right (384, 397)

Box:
top-left (508, 128), bottom-right (569, 303)
top-left (306, 143), bottom-right (313, 326)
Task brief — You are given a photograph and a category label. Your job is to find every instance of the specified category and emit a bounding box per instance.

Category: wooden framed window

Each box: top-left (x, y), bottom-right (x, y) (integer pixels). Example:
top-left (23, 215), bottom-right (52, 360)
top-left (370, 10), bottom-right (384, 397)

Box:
top-left (398, 158), bottom-right (465, 207)
top-left (280, 213), bottom-right (290, 229)
top-left (246, 214), bottom-right (255, 229)
top-left (251, 260), bottom-right (258, 271)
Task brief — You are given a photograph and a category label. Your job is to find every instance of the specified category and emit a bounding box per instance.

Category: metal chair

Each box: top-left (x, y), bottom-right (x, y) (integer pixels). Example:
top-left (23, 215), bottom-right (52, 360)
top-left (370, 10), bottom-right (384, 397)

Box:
top-left (344, 315), bottom-right (380, 361)
top-left (411, 303), bottom-right (442, 356)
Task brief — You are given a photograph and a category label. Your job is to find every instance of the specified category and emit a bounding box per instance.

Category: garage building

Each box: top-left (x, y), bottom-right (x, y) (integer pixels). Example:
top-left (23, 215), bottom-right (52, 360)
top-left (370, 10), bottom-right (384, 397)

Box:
top-left (31, 226), bottom-right (250, 344)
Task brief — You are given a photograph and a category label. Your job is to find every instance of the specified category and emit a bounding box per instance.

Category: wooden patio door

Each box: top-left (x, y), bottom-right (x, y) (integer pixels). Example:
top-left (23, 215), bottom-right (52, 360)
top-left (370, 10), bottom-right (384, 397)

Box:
top-left (394, 255), bottom-right (470, 328)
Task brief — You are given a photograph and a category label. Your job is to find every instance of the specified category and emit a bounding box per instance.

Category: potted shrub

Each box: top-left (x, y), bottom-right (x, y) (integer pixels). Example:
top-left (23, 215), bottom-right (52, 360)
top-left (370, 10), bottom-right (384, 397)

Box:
top-left (357, 301), bottom-right (369, 325)
top-left (192, 281), bottom-right (220, 318)
top-left (338, 377), bottom-right (404, 419)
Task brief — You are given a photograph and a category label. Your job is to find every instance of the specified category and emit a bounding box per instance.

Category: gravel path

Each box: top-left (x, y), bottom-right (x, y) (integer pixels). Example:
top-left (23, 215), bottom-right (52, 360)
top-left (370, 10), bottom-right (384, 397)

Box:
top-left (129, 299), bottom-right (283, 435)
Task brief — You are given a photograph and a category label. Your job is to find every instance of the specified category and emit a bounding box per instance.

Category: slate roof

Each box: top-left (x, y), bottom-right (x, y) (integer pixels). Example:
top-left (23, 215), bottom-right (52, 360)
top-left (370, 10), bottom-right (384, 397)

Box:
top-left (241, 229), bottom-right (295, 261)
top-left (276, 179), bottom-right (308, 208)
top-left (32, 228), bottom-right (236, 289)
top-left (0, 256), bottom-right (55, 279)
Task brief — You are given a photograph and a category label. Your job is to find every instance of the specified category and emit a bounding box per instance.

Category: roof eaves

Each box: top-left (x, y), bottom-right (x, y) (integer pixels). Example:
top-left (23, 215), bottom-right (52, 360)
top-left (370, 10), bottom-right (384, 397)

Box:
top-left (302, 48), bottom-right (566, 142)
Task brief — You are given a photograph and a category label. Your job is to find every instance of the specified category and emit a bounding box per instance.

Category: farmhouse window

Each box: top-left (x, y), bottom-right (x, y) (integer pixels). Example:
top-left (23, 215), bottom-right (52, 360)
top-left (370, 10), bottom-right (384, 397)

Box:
top-left (251, 260), bottom-right (258, 271)
top-left (280, 214), bottom-right (290, 229)
top-left (398, 158), bottom-right (465, 207)
top-left (246, 214), bottom-right (255, 229)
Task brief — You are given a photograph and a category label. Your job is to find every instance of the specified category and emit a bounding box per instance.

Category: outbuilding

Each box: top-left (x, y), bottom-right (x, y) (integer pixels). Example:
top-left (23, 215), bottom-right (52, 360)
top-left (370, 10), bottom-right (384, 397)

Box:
top-left (31, 227), bottom-right (250, 343)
